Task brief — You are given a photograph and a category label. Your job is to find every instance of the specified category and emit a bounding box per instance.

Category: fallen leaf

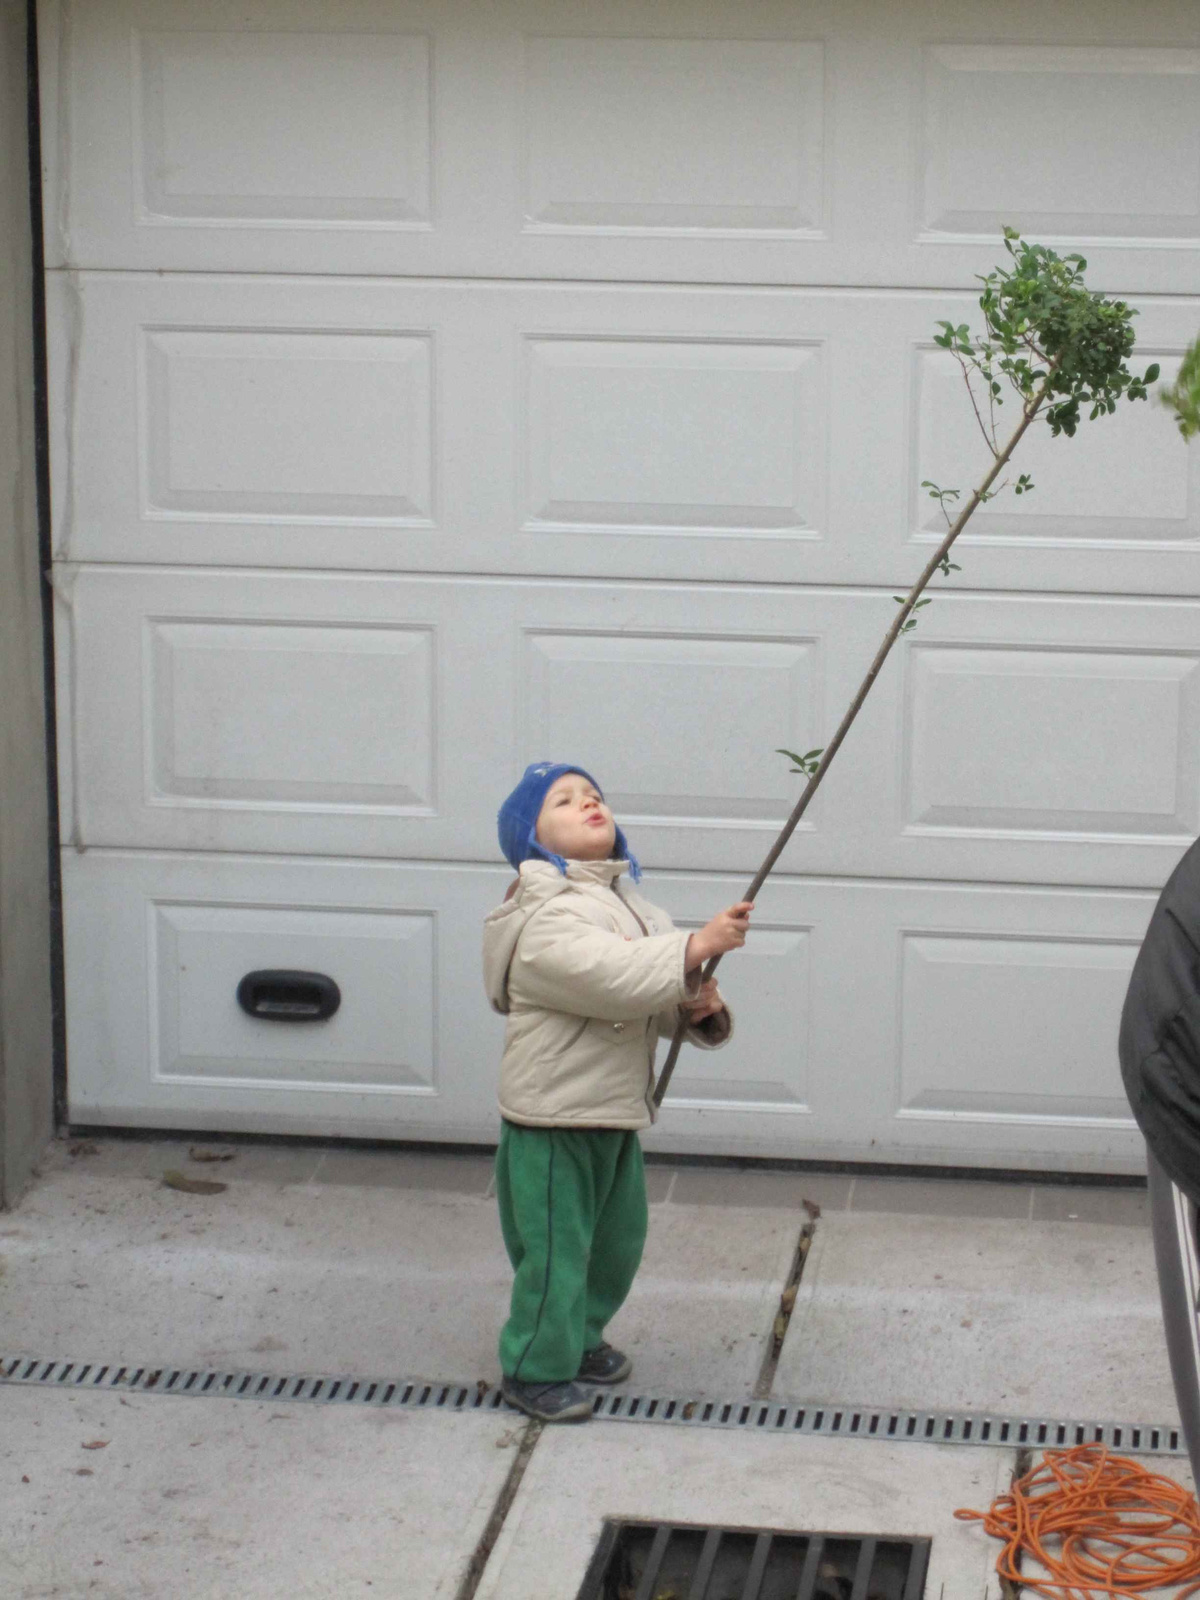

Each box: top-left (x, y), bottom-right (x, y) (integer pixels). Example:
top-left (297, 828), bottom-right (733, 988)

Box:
top-left (475, 1379), bottom-right (490, 1402)
top-left (21, 1475), bottom-right (29, 1484)
top-left (188, 1146), bottom-right (235, 1164)
top-left (960, 1318), bottom-right (974, 1329)
top-left (68, 1140), bottom-right (100, 1157)
top-left (81, 1441), bottom-right (108, 1451)
top-left (162, 1170), bottom-right (226, 1196)
top-left (681, 1401), bottom-right (696, 1420)
top-left (75, 1468), bottom-right (94, 1477)
top-left (802, 1197), bottom-right (822, 1220)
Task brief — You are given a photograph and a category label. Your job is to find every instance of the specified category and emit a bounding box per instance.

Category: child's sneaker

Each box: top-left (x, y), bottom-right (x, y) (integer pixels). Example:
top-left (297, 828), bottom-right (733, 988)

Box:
top-left (577, 1343), bottom-right (632, 1385)
top-left (500, 1376), bottom-right (594, 1423)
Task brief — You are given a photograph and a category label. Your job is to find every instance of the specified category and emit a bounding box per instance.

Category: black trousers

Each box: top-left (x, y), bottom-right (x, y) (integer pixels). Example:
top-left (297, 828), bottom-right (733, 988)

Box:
top-left (1147, 1146), bottom-right (1200, 1486)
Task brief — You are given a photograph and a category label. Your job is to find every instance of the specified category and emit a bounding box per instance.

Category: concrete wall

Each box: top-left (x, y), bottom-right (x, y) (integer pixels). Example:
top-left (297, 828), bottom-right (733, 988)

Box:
top-left (0, 0), bottom-right (54, 1207)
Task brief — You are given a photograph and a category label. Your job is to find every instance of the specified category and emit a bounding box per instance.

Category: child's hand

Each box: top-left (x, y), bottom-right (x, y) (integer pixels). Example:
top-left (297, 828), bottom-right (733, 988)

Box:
top-left (683, 977), bottom-right (725, 1022)
top-left (686, 902), bottom-right (754, 969)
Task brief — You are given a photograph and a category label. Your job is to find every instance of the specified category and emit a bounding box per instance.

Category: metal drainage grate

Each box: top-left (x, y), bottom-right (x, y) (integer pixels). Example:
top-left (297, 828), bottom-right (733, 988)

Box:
top-left (0, 1356), bottom-right (1185, 1457)
top-left (576, 1521), bottom-right (931, 1600)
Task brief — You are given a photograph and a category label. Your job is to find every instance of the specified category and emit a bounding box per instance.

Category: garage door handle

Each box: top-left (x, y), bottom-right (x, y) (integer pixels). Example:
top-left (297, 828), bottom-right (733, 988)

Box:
top-left (236, 970), bottom-right (341, 1022)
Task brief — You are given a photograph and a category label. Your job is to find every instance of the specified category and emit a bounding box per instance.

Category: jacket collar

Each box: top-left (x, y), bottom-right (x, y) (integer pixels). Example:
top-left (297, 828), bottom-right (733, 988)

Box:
top-left (518, 857), bottom-right (630, 888)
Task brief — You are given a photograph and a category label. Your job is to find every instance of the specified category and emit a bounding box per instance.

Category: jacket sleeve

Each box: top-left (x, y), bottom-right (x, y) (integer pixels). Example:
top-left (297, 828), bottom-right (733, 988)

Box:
top-left (655, 1001), bottom-right (735, 1051)
top-left (511, 896), bottom-right (700, 1022)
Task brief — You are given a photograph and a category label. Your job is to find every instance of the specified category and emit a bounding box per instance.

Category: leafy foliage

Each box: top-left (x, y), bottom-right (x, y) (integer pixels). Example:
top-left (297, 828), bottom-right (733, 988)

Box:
top-left (934, 228), bottom-right (1158, 448)
top-left (776, 746), bottom-right (824, 779)
top-left (778, 230), bottom-right (1165, 791)
top-left (1160, 335), bottom-right (1200, 440)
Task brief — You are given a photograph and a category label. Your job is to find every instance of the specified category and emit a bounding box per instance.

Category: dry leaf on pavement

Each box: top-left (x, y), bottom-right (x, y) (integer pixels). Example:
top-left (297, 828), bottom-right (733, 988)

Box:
top-left (162, 1170), bottom-right (227, 1196)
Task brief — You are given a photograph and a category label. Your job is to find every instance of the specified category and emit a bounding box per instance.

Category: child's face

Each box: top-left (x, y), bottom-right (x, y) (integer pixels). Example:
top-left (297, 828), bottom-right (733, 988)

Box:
top-left (535, 773), bottom-right (617, 863)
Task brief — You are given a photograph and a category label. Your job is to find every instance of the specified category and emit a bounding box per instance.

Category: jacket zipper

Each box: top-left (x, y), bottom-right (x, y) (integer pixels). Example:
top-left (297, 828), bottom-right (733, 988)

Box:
top-left (612, 883), bottom-right (658, 1104)
top-left (611, 883), bottom-right (649, 938)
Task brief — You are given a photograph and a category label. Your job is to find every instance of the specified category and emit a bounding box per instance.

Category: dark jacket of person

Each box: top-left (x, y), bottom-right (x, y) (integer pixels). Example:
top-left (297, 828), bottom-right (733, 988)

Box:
top-left (1121, 837), bottom-right (1200, 1206)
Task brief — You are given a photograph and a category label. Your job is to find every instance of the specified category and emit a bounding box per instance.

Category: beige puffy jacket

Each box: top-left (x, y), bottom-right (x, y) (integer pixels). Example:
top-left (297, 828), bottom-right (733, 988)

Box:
top-left (482, 857), bottom-right (734, 1129)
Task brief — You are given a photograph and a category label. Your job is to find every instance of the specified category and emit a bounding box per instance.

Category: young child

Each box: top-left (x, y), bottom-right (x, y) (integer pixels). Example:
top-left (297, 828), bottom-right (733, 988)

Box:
top-left (482, 761), bottom-right (752, 1422)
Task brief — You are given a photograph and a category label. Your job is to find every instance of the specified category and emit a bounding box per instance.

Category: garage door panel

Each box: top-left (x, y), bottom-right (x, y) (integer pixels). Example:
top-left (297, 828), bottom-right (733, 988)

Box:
top-left (904, 644), bottom-right (1200, 841)
top-left (521, 629), bottom-right (823, 827)
top-left (913, 340), bottom-right (1200, 549)
top-left (49, 274), bottom-right (460, 571)
top-left (61, 568), bottom-right (509, 857)
top-left (54, 275), bottom-right (1200, 595)
top-left (643, 875), bottom-right (1152, 1170)
top-left (61, 567), bottom-right (1198, 890)
top-left (148, 620), bottom-right (436, 811)
top-left (62, 851), bottom-right (503, 1136)
top-left (919, 45), bottom-right (1200, 246)
top-left (133, 27), bottom-right (433, 228)
top-left (62, 852), bottom-right (1151, 1169)
top-left (521, 333), bottom-right (826, 539)
top-left (47, 0), bottom-right (1200, 291)
top-left (151, 901), bottom-right (436, 1091)
top-left (897, 931), bottom-right (1136, 1122)
top-left (53, 274), bottom-right (843, 577)
top-left (521, 35), bottom-right (826, 236)
top-left (141, 327), bottom-right (436, 525)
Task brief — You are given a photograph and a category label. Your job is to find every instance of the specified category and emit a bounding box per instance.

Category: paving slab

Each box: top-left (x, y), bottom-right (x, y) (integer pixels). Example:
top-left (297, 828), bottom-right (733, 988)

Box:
top-left (1, 1139), bottom-right (798, 1396)
top-left (474, 1421), bottom-right (1015, 1600)
top-left (607, 1201), bottom-right (799, 1396)
top-left (775, 1212), bottom-right (1177, 1421)
top-left (0, 1383), bottom-right (516, 1599)
top-left (0, 1145), bottom-right (511, 1382)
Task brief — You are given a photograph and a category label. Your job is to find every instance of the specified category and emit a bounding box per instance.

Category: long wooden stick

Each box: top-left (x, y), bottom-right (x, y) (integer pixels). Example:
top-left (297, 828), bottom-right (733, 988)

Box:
top-left (653, 377), bottom-right (1052, 1108)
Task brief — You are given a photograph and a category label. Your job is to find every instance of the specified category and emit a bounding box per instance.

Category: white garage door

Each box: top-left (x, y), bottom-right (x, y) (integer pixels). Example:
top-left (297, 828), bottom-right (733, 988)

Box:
top-left (41, 0), bottom-right (1200, 1171)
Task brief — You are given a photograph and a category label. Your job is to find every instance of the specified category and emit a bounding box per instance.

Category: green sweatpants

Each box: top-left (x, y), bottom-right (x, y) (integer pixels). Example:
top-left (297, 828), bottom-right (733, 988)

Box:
top-left (495, 1121), bottom-right (648, 1383)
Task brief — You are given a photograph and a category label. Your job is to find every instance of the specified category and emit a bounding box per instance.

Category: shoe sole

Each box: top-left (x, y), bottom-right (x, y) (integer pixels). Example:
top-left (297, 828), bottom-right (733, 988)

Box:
top-left (501, 1388), bottom-right (593, 1424)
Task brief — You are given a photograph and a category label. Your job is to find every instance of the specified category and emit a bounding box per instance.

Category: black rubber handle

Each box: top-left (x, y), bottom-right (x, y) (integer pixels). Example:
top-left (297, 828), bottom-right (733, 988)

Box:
top-left (236, 970), bottom-right (341, 1022)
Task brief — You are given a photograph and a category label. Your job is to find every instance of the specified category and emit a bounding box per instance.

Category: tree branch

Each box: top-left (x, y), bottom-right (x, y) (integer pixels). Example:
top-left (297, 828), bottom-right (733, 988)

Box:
top-left (958, 353), bottom-right (999, 458)
top-left (652, 368), bottom-right (1057, 1108)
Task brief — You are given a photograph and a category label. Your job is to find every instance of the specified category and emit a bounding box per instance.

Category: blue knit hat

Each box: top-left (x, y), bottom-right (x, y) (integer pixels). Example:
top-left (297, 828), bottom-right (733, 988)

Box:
top-left (497, 762), bottom-right (641, 881)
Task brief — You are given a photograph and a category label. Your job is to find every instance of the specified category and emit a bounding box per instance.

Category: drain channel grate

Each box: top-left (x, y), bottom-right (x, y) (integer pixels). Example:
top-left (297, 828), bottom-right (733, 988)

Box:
top-left (576, 1521), bottom-right (931, 1600)
top-left (0, 1355), bottom-right (1184, 1456)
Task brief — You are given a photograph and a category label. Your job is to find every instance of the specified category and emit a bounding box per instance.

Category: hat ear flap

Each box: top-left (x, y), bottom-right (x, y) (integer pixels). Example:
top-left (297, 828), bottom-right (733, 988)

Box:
top-left (612, 823), bottom-right (642, 883)
top-left (527, 828), bottom-right (569, 877)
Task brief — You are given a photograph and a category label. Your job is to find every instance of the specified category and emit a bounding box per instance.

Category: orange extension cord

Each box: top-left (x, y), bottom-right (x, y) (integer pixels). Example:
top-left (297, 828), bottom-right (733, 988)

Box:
top-left (956, 1443), bottom-right (1200, 1597)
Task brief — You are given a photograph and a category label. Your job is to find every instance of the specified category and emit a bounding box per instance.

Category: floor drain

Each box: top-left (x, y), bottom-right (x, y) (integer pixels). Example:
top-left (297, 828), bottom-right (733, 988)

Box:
top-left (575, 1521), bottom-right (931, 1600)
top-left (0, 1355), bottom-right (1184, 1457)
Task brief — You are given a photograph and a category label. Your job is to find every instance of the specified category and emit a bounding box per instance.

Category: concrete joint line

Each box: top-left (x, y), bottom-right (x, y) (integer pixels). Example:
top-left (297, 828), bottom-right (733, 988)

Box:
top-left (754, 1214), bottom-right (816, 1400)
top-left (454, 1418), bottom-right (542, 1600)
